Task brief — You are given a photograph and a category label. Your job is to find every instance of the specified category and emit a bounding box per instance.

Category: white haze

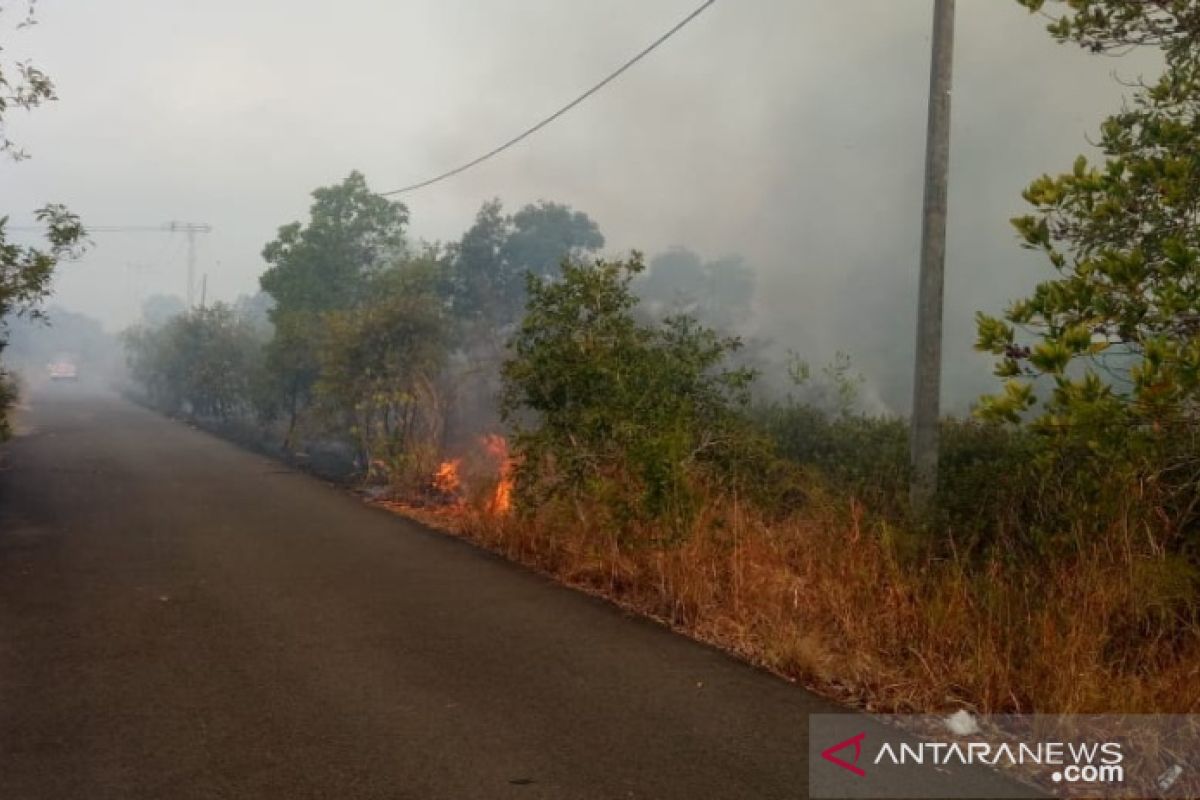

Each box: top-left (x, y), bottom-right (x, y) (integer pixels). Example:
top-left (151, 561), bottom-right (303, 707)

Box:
top-left (3, 0), bottom-right (1160, 411)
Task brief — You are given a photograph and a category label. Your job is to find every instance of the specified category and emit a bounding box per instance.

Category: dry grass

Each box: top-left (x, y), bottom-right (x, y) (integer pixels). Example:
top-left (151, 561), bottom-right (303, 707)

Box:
top-left (374, 475), bottom-right (1200, 797)
top-left (380, 484), bottom-right (1200, 719)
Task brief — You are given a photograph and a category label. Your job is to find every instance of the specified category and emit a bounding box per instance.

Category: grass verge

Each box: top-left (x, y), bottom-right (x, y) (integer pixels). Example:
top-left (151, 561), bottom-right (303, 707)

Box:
top-left (377, 482), bottom-right (1200, 717)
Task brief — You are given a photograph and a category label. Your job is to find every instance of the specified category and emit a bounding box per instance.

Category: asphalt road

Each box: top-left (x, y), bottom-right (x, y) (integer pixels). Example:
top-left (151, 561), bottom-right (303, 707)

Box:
top-left (0, 389), bottom-right (1025, 799)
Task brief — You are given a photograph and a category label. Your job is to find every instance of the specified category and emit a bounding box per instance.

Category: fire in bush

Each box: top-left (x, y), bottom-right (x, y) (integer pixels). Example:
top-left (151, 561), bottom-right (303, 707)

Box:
top-left (427, 436), bottom-right (513, 516)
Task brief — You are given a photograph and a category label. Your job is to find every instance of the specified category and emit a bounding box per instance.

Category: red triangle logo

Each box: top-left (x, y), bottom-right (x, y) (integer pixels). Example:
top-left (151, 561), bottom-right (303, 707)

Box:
top-left (821, 732), bottom-right (867, 777)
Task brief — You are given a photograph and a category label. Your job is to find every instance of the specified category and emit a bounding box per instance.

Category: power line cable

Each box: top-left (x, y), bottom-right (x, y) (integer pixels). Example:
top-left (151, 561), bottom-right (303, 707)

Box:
top-left (381, 0), bottom-right (719, 196)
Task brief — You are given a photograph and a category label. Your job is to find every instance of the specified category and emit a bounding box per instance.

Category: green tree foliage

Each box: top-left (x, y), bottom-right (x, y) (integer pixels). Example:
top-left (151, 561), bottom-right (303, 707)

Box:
top-left (443, 199), bottom-right (512, 332)
top-left (260, 171), bottom-right (407, 313)
top-left (1018, 0), bottom-right (1199, 59)
top-left (123, 303), bottom-right (263, 419)
top-left (0, 1), bottom-right (57, 161)
top-left (977, 2), bottom-right (1200, 440)
top-left (503, 201), bottom-right (604, 279)
top-left (258, 172), bottom-right (409, 442)
top-left (967, 0), bottom-right (1200, 551)
top-left (445, 199), bottom-right (604, 334)
top-left (314, 261), bottom-right (449, 487)
top-left (441, 199), bottom-right (606, 445)
top-left (0, 205), bottom-right (84, 325)
top-left (783, 350), bottom-right (865, 419)
top-left (0, 3), bottom-right (85, 436)
top-left (501, 253), bottom-right (757, 535)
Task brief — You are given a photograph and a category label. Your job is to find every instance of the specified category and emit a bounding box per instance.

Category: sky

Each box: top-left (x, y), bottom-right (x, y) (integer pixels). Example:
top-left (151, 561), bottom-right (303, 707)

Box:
top-left (2, 0), bottom-right (1161, 412)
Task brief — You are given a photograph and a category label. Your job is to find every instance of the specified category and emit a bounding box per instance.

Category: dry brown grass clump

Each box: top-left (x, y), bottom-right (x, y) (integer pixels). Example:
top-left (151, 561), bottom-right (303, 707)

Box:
top-left (383, 483), bottom-right (1200, 718)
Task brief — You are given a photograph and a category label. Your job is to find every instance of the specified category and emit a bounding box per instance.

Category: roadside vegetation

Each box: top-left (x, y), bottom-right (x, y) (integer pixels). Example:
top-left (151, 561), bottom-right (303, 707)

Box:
top-left (0, 2), bottom-right (86, 436)
top-left (121, 1), bottom-right (1200, 771)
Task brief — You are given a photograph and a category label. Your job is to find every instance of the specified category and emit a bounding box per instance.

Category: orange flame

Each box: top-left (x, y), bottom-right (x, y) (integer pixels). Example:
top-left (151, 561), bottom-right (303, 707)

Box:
top-left (482, 434), bottom-right (514, 515)
top-left (490, 470), bottom-right (513, 515)
top-left (432, 458), bottom-right (462, 496)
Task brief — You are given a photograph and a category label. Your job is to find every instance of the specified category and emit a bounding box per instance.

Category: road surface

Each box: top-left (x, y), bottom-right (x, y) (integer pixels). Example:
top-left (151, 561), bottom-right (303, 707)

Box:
top-left (0, 389), bottom-right (1022, 799)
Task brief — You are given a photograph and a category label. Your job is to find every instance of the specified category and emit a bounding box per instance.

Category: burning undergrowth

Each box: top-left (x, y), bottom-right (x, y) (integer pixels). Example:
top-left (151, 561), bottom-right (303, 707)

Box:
top-left (375, 433), bottom-right (515, 524)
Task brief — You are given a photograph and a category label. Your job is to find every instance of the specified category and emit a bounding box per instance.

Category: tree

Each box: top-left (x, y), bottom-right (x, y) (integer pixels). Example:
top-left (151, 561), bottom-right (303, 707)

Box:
top-left (1017, 1), bottom-right (1199, 59)
top-left (123, 304), bottom-right (263, 419)
top-left (0, 205), bottom-right (85, 324)
top-left (441, 199), bottom-right (606, 446)
top-left (501, 253), bottom-right (756, 534)
top-left (258, 172), bottom-right (409, 444)
top-left (445, 199), bottom-right (604, 334)
top-left (1, 1), bottom-right (57, 161)
top-left (976, 2), bottom-right (1200, 438)
top-left (260, 171), bottom-right (408, 313)
top-left (444, 199), bottom-right (514, 331)
top-left (502, 201), bottom-right (604, 280)
top-left (315, 260), bottom-right (448, 488)
top-left (0, 3), bottom-right (86, 436)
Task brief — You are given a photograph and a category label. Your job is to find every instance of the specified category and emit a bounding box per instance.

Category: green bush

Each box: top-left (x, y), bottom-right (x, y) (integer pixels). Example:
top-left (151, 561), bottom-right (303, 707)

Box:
top-left (501, 253), bottom-right (763, 537)
top-left (314, 261), bottom-right (449, 490)
top-left (123, 303), bottom-right (263, 419)
top-left (755, 395), bottom-right (1114, 555)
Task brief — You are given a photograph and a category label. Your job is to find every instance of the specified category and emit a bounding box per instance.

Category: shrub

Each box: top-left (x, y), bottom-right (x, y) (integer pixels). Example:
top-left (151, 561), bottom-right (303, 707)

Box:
top-left (501, 253), bottom-right (762, 538)
top-left (314, 261), bottom-right (449, 490)
top-left (123, 303), bottom-right (263, 419)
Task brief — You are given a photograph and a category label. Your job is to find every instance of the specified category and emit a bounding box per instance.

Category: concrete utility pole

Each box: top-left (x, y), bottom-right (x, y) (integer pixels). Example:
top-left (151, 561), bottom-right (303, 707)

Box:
top-left (910, 0), bottom-right (956, 509)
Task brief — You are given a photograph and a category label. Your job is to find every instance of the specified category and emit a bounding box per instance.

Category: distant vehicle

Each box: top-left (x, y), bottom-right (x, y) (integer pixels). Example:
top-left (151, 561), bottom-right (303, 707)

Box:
top-left (47, 360), bottom-right (79, 382)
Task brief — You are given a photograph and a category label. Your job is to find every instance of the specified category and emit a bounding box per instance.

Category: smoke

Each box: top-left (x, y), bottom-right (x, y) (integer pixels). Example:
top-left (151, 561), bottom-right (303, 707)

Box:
top-left (4, 0), bottom-right (1160, 414)
top-left (4, 306), bottom-right (124, 391)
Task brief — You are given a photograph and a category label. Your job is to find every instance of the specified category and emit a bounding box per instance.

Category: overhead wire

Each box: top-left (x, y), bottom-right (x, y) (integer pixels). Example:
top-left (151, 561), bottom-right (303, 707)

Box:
top-left (380, 0), bottom-right (719, 196)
